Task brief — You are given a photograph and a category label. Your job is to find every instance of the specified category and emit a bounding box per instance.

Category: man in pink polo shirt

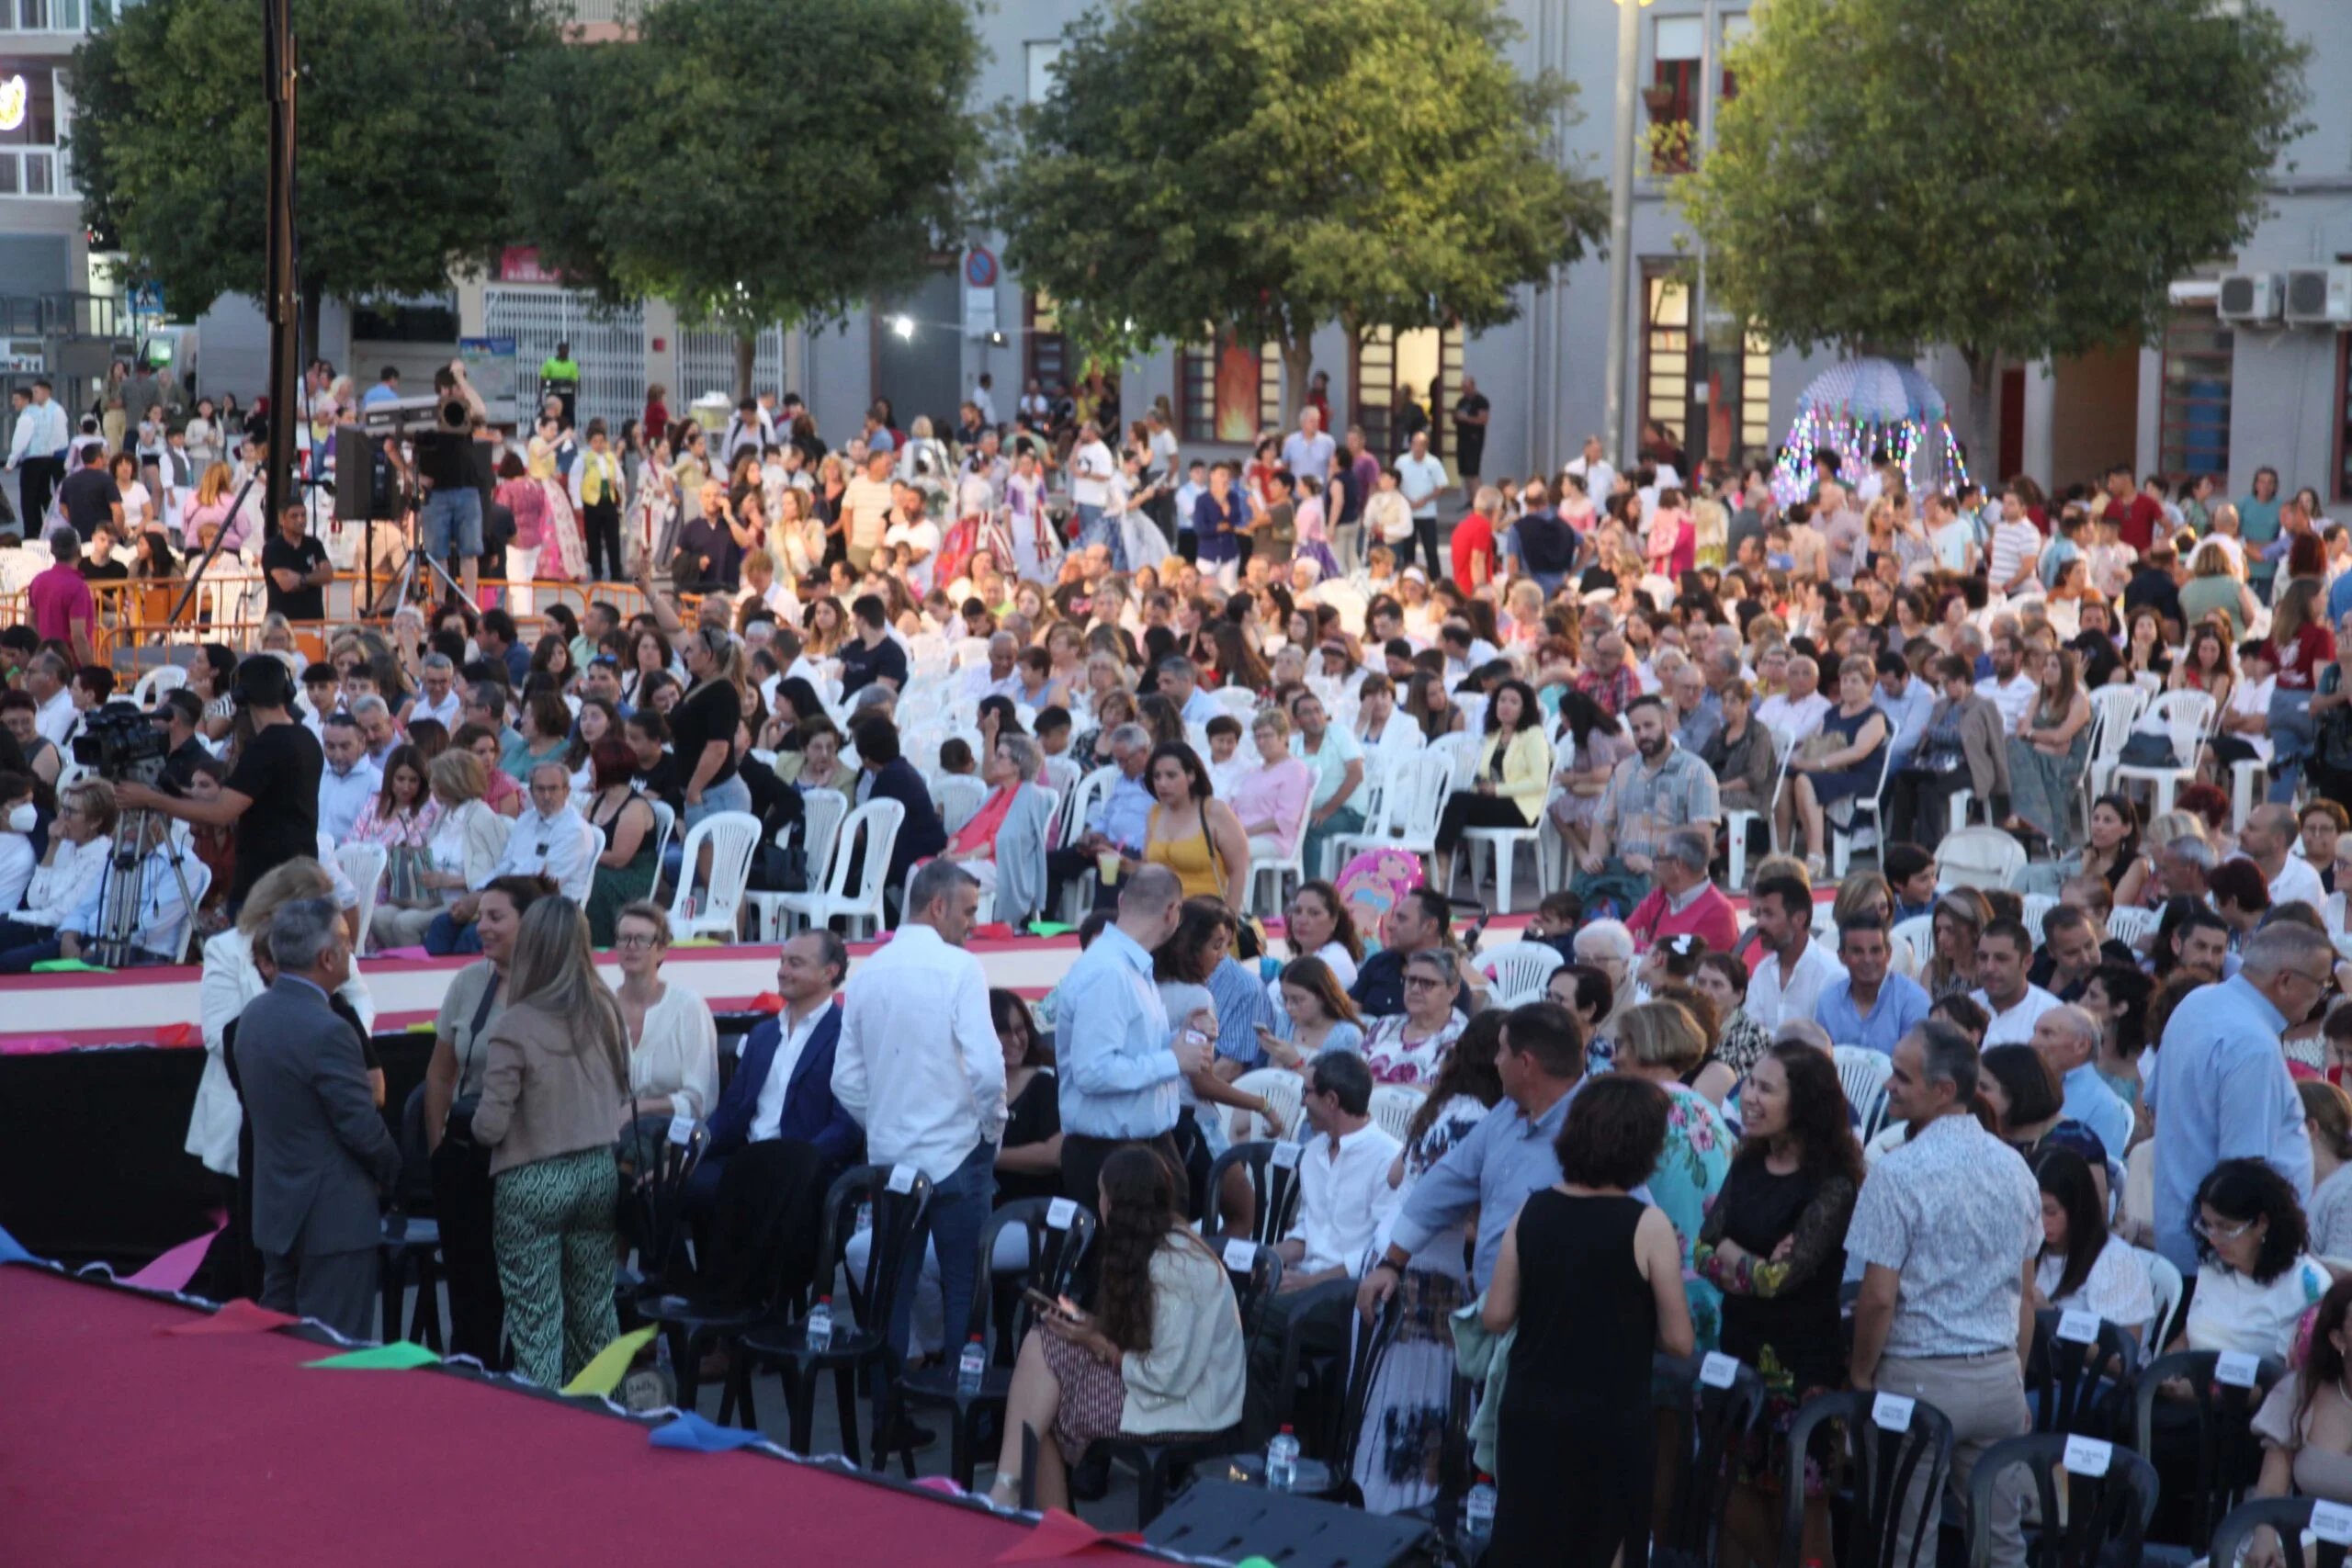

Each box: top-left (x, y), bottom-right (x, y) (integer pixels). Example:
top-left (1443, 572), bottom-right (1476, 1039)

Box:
top-left (26, 525), bottom-right (95, 665)
top-left (1622, 825), bottom-right (1739, 954)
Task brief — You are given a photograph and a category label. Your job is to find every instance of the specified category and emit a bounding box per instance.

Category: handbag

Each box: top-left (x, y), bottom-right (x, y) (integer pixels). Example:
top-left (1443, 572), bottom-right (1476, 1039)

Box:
top-left (440, 974), bottom-right (503, 1147)
top-left (385, 845), bottom-right (433, 906)
top-left (2117, 730), bottom-right (2177, 768)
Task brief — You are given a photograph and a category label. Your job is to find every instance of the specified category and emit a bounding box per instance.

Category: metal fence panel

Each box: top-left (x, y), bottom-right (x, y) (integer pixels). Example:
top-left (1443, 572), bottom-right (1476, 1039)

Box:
top-left (482, 286), bottom-right (645, 434)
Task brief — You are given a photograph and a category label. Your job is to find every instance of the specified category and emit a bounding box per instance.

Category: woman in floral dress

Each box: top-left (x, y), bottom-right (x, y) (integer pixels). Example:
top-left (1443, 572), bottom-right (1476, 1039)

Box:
top-left (1608, 999), bottom-right (1733, 1349)
top-left (526, 414), bottom-right (590, 581)
top-left (1352, 1012), bottom-right (1503, 1514)
top-left (1359, 950), bottom-right (1468, 1086)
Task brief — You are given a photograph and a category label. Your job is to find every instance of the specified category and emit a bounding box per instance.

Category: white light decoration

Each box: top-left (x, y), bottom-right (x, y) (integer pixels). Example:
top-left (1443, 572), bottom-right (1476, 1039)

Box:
top-left (0, 76), bottom-right (27, 134)
top-left (890, 314), bottom-right (915, 340)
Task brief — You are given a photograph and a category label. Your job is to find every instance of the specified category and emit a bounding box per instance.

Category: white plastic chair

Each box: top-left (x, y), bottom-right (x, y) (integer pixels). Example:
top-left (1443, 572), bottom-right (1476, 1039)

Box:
top-left (1937, 825), bottom-right (2029, 891)
top-left (746, 790), bottom-right (851, 942)
top-left (1827, 739), bottom-right (1902, 877)
top-left (2138, 1247), bottom-right (2184, 1366)
top-left (336, 842), bottom-right (388, 953)
top-left (1832, 1044), bottom-right (1894, 1139)
top-left (1889, 912), bottom-right (1935, 976)
top-left (1725, 726), bottom-right (1795, 891)
top-left (2083, 684), bottom-right (2149, 803)
top-left (665, 810), bottom-right (763, 941)
top-left (1354, 749), bottom-right (1455, 871)
top-left (1214, 686), bottom-right (1260, 717)
top-left (2110, 690), bottom-right (2217, 818)
top-left (1244, 782), bottom-right (1317, 917)
top-left (1458, 735), bottom-right (1554, 912)
top-left (950, 636), bottom-right (991, 671)
top-left (933, 773), bottom-right (988, 836)
top-left (1057, 765), bottom-right (1121, 921)
top-left (1367, 1083), bottom-right (1427, 1147)
top-left (773, 798), bottom-right (904, 940)
top-left (2020, 894), bottom-right (2058, 946)
top-left (2106, 904), bottom-right (2160, 954)
top-left (1478, 940), bottom-right (1566, 1009)
top-left (1229, 1066), bottom-right (1307, 1144)
top-left (648, 800), bottom-right (676, 884)
top-left (130, 662), bottom-right (188, 708)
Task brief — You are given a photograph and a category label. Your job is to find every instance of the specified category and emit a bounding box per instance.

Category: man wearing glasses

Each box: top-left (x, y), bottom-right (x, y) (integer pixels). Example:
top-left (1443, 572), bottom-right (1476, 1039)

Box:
top-left (2146, 922), bottom-right (2326, 1278)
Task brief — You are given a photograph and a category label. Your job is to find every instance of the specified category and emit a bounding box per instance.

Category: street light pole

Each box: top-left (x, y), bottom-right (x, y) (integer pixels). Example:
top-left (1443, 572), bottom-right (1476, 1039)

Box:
top-left (261, 0), bottom-right (299, 530)
top-left (1600, 0), bottom-right (1643, 468)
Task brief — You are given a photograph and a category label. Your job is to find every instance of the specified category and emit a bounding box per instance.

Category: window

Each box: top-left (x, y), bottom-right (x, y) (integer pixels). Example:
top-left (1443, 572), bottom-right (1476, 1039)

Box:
top-left (1177, 333), bottom-right (1275, 446)
top-left (0, 0), bottom-right (86, 31)
top-left (1351, 324), bottom-right (1462, 460)
top-left (1739, 331), bottom-right (1773, 457)
top-left (2160, 301), bottom-right (2231, 483)
top-left (1024, 41), bottom-right (1062, 104)
top-left (0, 61), bottom-right (61, 197)
top-left (1023, 293), bottom-right (1068, 397)
top-left (1641, 264), bottom-right (1691, 461)
top-left (1646, 17), bottom-right (1702, 175)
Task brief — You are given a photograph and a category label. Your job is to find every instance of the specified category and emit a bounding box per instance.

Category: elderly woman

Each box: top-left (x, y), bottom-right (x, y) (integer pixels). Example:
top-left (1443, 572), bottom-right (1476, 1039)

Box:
top-left (472, 896), bottom-right (630, 1389)
top-left (373, 749), bottom-right (508, 951)
top-left (2004, 647), bottom-right (2093, 853)
top-left (192, 858), bottom-right (379, 1179)
top-left (1572, 918), bottom-right (1637, 1066)
top-left (1691, 951), bottom-right (1775, 1081)
top-left (1362, 947), bottom-right (1469, 1086)
top-left (1229, 707), bottom-right (1314, 872)
top-left (609, 901), bottom-right (719, 1167)
top-left (1779, 656), bottom-right (1891, 877)
top-left (922, 733), bottom-right (1054, 920)
top-left (0, 777), bottom-right (116, 945)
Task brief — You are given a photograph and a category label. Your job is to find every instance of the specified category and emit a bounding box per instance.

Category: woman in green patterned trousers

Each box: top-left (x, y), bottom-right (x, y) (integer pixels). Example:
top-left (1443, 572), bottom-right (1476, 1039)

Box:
top-left (470, 895), bottom-right (631, 1387)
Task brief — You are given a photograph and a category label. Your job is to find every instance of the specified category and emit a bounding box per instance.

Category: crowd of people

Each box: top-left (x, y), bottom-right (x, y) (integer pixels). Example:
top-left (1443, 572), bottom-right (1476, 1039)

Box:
top-left (18, 359), bottom-right (2352, 1563)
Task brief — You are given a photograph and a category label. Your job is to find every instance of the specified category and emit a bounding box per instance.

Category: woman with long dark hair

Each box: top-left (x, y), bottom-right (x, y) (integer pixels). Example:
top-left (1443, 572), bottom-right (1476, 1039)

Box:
top-left (2030, 1146), bottom-right (2154, 1328)
top-left (1431, 678), bottom-right (1549, 893)
top-left (2244, 1277), bottom-right (2352, 1553)
top-left (1696, 1041), bottom-right (1863, 1568)
top-left (985, 1145), bottom-right (1244, 1510)
top-left (1547, 689), bottom-right (1633, 870)
top-left (1137, 741), bottom-right (1250, 907)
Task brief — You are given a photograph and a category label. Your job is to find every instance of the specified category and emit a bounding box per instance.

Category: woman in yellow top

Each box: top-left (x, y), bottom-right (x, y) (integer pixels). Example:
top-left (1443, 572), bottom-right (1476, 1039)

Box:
top-left (1130, 741), bottom-right (1253, 908)
top-left (1432, 679), bottom-right (1552, 891)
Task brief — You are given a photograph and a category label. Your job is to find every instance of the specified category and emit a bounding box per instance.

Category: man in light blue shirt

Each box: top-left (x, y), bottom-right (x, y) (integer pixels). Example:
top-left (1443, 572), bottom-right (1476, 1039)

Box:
top-left (2147, 924), bottom-right (2324, 1273)
top-left (1054, 865), bottom-right (1214, 1202)
top-left (1813, 918), bottom-right (1931, 1056)
top-left (1280, 409), bottom-right (1336, 492)
top-left (2030, 1004), bottom-right (2134, 1168)
top-left (1158, 657), bottom-right (1225, 728)
top-left (1872, 649), bottom-right (1939, 766)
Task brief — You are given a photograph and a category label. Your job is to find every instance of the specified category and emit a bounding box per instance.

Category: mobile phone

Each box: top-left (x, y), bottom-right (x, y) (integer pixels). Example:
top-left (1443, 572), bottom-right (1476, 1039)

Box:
top-left (1022, 1287), bottom-right (1077, 1321)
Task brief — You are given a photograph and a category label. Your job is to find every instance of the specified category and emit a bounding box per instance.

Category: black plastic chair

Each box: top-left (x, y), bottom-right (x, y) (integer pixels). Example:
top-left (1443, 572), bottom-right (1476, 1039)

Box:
top-left (378, 1213), bottom-right (445, 1351)
top-left (880, 1198), bottom-right (1097, 1486)
top-left (1219, 1276), bottom-right (1392, 1496)
top-left (2208, 1497), bottom-right (2352, 1568)
top-left (2131, 1348), bottom-right (2285, 1551)
top-left (1067, 1243), bottom-right (1280, 1527)
top-left (2028, 1308), bottom-right (2135, 1437)
top-left (1203, 1141), bottom-right (1305, 1249)
top-left (1784, 1388), bottom-right (1957, 1568)
top-left (1652, 1351), bottom-right (1766, 1568)
top-left (1965, 1432), bottom-right (2159, 1568)
top-left (732, 1164), bottom-right (933, 1465)
top-left (629, 1127), bottom-right (784, 1417)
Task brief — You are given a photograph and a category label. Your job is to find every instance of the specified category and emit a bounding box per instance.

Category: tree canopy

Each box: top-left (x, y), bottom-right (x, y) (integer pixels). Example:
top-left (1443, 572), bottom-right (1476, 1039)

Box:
top-left (989, 0), bottom-right (1606, 403)
top-left (73, 0), bottom-right (552, 337)
top-left (506, 0), bottom-right (983, 395)
top-left (1679, 0), bottom-right (2311, 434)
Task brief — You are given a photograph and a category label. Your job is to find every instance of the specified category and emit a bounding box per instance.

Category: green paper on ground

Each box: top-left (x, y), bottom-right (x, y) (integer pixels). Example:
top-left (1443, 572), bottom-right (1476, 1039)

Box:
top-left (560, 1325), bottom-right (660, 1396)
top-left (30, 959), bottom-right (110, 974)
top-left (305, 1341), bottom-right (442, 1370)
top-left (1026, 922), bottom-right (1074, 937)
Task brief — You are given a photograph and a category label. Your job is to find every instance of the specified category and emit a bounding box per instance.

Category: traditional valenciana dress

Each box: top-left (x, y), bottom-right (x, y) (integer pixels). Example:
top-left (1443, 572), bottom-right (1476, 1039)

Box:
top-left (526, 434), bottom-right (590, 581)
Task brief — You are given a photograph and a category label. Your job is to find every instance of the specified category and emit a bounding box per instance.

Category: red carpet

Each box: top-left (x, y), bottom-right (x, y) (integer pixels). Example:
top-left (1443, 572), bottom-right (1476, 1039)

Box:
top-left (0, 1267), bottom-right (1138, 1567)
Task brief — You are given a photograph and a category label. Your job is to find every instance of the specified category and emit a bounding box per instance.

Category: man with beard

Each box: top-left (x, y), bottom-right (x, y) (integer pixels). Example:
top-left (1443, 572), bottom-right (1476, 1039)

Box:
top-left (1572, 693), bottom-right (1721, 915)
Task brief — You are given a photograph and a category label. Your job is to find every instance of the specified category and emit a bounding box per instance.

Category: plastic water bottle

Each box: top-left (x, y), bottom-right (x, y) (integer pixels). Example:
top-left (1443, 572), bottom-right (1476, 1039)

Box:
top-left (957, 1334), bottom-right (989, 1396)
top-left (1265, 1425), bottom-right (1300, 1492)
top-left (855, 1201), bottom-right (873, 1235)
top-left (1464, 1474), bottom-right (1497, 1538)
top-left (806, 1296), bottom-right (833, 1353)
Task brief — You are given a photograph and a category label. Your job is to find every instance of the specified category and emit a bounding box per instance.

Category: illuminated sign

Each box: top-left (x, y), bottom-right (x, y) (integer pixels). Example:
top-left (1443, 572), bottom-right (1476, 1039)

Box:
top-left (0, 75), bottom-right (26, 134)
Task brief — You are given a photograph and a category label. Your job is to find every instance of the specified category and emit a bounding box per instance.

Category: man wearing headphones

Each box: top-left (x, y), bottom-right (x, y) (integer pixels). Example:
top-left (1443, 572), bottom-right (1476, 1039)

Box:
top-left (118, 654), bottom-right (323, 911)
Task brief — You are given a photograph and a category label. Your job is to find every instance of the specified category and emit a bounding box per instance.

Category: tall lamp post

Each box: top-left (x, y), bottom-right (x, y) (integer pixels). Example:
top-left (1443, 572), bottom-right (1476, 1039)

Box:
top-left (261, 0), bottom-right (300, 528)
top-left (1600, 0), bottom-right (1648, 468)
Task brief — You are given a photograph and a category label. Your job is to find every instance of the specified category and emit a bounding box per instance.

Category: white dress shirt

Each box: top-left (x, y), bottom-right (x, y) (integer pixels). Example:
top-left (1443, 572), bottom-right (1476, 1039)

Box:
top-left (34, 687), bottom-right (76, 750)
top-left (1746, 936), bottom-right (1845, 1033)
top-left (491, 805), bottom-right (598, 902)
top-left (0, 832), bottom-right (34, 915)
top-left (625, 981), bottom-right (720, 1122)
top-left (1971, 983), bottom-right (2062, 1047)
top-left (751, 1000), bottom-right (833, 1144)
top-left (317, 760), bottom-right (383, 842)
top-left (14, 835), bottom-right (110, 928)
top-left (1289, 1121), bottom-right (1404, 1276)
top-left (832, 921), bottom-right (1008, 1179)
top-left (6, 399), bottom-right (68, 467)
top-left (2265, 853), bottom-right (2327, 913)
top-left (407, 689), bottom-right (462, 731)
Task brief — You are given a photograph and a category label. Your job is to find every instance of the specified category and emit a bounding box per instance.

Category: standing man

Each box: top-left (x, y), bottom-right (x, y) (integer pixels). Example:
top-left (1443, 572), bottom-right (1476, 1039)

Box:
top-left (1051, 865), bottom-right (1213, 1203)
top-left (6, 377), bottom-right (70, 531)
top-left (1565, 434), bottom-right (1617, 506)
top-left (1846, 1021), bottom-right (2040, 1568)
top-left (26, 527), bottom-right (96, 666)
top-left (1069, 421), bottom-right (1116, 558)
top-left (1290, 693), bottom-right (1364, 881)
top-left (55, 441), bottom-right (123, 544)
top-left (1969, 919), bottom-right (2060, 1045)
top-left (413, 360), bottom-right (489, 602)
top-left (1395, 430), bottom-right (1449, 578)
top-left (1743, 874), bottom-right (1842, 1033)
top-left (236, 897), bottom-right (401, 1339)
top-left (1451, 485), bottom-right (1499, 595)
top-left (842, 448), bottom-right (897, 575)
top-left (2148, 922), bottom-right (2324, 1274)
top-left (833, 861), bottom-right (1006, 1378)
top-left (1281, 406), bottom-right (1336, 499)
top-left (1451, 376), bottom-right (1489, 497)
top-left (1812, 916), bottom-right (1931, 1056)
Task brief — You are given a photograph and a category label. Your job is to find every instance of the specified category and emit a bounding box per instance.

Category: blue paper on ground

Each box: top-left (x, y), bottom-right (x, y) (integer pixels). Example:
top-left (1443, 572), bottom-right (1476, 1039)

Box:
top-left (0, 1224), bottom-right (35, 1265)
top-left (650, 1412), bottom-right (769, 1452)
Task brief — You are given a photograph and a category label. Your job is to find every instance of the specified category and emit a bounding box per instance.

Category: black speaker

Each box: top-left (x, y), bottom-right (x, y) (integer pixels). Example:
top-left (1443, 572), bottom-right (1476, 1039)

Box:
top-left (333, 427), bottom-right (376, 523)
top-left (1143, 1480), bottom-right (1442, 1568)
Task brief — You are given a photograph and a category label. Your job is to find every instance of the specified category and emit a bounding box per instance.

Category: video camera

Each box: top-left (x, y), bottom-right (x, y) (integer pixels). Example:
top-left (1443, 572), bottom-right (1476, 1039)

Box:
top-left (72, 701), bottom-right (170, 788)
top-left (358, 393), bottom-right (471, 439)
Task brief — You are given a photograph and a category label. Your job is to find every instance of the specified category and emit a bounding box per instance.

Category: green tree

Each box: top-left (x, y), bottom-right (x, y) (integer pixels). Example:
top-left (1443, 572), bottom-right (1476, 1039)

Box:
top-left (989, 0), bottom-right (1605, 414)
top-left (506, 0), bottom-right (983, 400)
top-left (1680, 0), bottom-right (2310, 445)
top-left (72, 0), bottom-right (554, 350)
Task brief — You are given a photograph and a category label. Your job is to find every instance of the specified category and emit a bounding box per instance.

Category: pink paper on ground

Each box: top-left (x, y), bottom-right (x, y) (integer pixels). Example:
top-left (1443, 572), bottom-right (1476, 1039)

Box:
top-left (122, 1223), bottom-right (226, 1292)
top-left (160, 1298), bottom-right (299, 1335)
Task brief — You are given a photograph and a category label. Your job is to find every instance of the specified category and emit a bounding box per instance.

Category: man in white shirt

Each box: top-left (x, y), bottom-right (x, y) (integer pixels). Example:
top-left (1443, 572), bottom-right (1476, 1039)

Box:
top-left (971, 374), bottom-right (998, 429)
top-left (841, 448), bottom-right (898, 574)
top-left (1986, 492), bottom-right (2042, 596)
top-left (404, 653), bottom-right (463, 731)
top-left (1247, 1049), bottom-right (1401, 1433)
top-left (489, 762), bottom-right (598, 903)
top-left (1970, 918), bottom-right (2061, 1046)
top-left (1754, 655), bottom-right (1832, 742)
top-left (1280, 407), bottom-right (1336, 495)
top-left (6, 378), bottom-right (73, 528)
top-left (1973, 637), bottom-right (2037, 734)
top-left (959, 632), bottom-right (1025, 701)
top-left (1565, 434), bottom-right (1617, 509)
top-left (25, 651), bottom-right (77, 750)
top-left (2241, 803), bottom-right (2328, 911)
top-left (883, 488), bottom-right (943, 594)
top-left (1069, 421), bottom-right (1115, 549)
top-left (1394, 431), bottom-right (1449, 576)
top-left (315, 716), bottom-right (382, 841)
top-left (1744, 875), bottom-right (1844, 1032)
top-left (832, 859), bottom-right (1007, 1386)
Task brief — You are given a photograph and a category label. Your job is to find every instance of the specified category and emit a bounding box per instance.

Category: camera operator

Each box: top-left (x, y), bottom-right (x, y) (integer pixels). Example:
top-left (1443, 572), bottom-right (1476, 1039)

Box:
top-left (117, 655), bottom-right (322, 914)
top-left (412, 359), bottom-right (490, 604)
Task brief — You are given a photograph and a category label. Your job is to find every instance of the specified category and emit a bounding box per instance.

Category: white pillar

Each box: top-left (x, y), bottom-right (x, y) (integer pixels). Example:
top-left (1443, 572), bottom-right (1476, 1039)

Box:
top-left (2019, 357), bottom-right (2057, 491)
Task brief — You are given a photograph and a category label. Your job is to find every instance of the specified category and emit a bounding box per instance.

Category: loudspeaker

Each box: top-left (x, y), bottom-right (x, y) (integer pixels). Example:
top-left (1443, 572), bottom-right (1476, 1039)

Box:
top-left (1143, 1480), bottom-right (1442, 1568)
top-left (333, 427), bottom-right (376, 523)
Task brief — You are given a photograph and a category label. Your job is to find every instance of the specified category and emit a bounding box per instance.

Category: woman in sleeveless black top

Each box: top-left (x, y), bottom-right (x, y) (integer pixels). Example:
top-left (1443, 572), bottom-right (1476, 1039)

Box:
top-left (1483, 1076), bottom-right (1695, 1568)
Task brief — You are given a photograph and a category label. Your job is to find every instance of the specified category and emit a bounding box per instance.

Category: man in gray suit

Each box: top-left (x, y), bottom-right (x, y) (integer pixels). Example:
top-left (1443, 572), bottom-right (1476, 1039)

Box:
top-left (236, 896), bottom-right (401, 1338)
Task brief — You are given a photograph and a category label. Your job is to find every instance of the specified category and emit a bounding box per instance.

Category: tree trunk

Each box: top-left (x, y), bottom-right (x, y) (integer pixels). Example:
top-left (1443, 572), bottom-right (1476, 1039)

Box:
top-left (1280, 336), bottom-right (1314, 425)
top-left (734, 333), bottom-right (757, 404)
top-left (1962, 346), bottom-right (1996, 483)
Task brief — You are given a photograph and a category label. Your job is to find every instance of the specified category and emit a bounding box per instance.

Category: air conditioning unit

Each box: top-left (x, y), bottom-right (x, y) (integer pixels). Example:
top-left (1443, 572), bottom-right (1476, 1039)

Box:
top-left (2285, 266), bottom-right (2352, 326)
top-left (2217, 271), bottom-right (2283, 324)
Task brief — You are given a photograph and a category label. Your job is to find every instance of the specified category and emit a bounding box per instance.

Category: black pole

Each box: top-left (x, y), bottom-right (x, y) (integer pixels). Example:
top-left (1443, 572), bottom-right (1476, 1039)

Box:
top-left (262, 0), bottom-right (298, 530)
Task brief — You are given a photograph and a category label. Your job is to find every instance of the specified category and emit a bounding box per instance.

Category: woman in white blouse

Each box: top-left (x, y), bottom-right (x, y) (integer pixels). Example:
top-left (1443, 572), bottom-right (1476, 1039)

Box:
top-left (190, 858), bottom-right (377, 1178)
top-left (5, 778), bottom-right (116, 936)
top-left (610, 901), bottom-right (718, 1160)
top-left (2029, 1147), bottom-right (2154, 1336)
top-left (372, 749), bottom-right (507, 951)
top-left (2179, 1159), bottom-right (2333, 1361)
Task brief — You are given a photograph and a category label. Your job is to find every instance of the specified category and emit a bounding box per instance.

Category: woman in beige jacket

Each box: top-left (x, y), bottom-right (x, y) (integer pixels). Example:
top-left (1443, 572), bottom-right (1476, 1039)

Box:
top-left (988, 1146), bottom-right (1246, 1509)
top-left (470, 895), bottom-right (630, 1388)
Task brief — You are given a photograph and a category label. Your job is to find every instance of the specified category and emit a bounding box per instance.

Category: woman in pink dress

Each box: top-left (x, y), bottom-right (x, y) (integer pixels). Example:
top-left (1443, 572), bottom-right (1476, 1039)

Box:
top-left (1230, 708), bottom-right (1315, 869)
top-left (525, 416), bottom-right (588, 581)
top-left (1646, 487), bottom-right (1696, 578)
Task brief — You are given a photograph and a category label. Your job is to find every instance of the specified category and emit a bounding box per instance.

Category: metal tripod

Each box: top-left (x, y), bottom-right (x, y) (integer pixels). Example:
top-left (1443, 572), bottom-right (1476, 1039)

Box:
top-left (364, 498), bottom-right (478, 620)
top-left (88, 804), bottom-right (203, 969)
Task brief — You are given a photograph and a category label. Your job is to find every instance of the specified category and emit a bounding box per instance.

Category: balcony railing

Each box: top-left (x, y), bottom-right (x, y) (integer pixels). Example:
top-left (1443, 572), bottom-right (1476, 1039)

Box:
top-left (0, 0), bottom-right (88, 32)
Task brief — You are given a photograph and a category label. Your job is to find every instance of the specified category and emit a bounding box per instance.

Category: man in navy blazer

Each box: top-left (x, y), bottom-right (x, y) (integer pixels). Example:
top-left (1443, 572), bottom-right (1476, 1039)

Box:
top-left (691, 931), bottom-right (862, 1306)
top-left (846, 717), bottom-right (947, 923)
